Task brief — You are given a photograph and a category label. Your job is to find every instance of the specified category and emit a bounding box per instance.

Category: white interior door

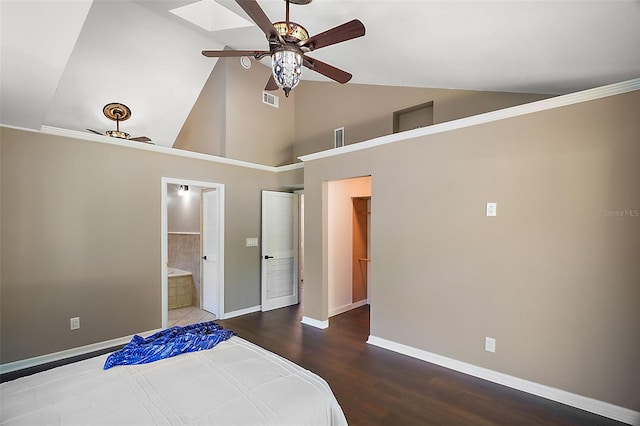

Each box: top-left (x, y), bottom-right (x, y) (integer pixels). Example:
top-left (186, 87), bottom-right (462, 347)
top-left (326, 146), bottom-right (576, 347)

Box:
top-left (202, 189), bottom-right (219, 316)
top-left (261, 191), bottom-right (299, 311)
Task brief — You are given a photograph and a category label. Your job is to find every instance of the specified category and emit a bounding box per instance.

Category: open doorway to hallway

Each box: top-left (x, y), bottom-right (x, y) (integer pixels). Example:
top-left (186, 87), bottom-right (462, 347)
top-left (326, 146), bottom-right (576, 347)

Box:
top-left (327, 176), bottom-right (372, 318)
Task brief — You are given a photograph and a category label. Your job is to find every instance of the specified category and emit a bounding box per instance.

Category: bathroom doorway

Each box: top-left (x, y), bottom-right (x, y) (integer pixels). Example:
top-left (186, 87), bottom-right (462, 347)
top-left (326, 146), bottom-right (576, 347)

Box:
top-left (161, 178), bottom-right (225, 328)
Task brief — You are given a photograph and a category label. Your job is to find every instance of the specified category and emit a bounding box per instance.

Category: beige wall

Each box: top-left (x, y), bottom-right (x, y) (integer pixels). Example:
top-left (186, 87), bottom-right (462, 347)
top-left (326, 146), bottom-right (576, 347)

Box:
top-left (276, 166), bottom-right (303, 190)
top-left (167, 183), bottom-right (200, 233)
top-left (175, 58), bottom-right (295, 166)
top-left (302, 91), bottom-right (640, 410)
top-left (225, 60), bottom-right (295, 166)
top-left (177, 64), bottom-right (551, 166)
top-left (173, 58), bottom-right (226, 156)
top-left (293, 81), bottom-right (552, 159)
top-left (0, 128), bottom-right (285, 363)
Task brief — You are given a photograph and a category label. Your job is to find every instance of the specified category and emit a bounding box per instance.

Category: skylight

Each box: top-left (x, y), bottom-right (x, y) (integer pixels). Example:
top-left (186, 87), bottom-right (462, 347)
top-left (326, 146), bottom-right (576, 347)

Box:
top-left (170, 0), bottom-right (253, 32)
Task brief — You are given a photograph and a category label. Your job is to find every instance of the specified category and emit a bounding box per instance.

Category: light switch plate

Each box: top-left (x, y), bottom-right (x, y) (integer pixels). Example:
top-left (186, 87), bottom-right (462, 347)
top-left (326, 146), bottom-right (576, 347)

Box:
top-left (70, 317), bottom-right (80, 330)
top-left (486, 202), bottom-right (497, 217)
top-left (246, 237), bottom-right (258, 247)
top-left (485, 337), bottom-right (496, 353)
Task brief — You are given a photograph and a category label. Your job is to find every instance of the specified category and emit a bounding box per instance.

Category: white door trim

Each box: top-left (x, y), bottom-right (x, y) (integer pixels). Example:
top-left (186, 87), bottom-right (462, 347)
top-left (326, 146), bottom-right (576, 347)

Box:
top-left (202, 188), bottom-right (221, 317)
top-left (161, 177), bottom-right (225, 327)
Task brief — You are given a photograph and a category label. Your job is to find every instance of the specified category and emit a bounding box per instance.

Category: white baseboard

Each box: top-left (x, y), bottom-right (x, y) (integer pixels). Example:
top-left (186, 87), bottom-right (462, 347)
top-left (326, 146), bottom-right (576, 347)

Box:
top-left (367, 335), bottom-right (639, 426)
top-left (1, 306), bottom-right (259, 375)
top-left (329, 299), bottom-right (368, 317)
top-left (301, 316), bottom-right (329, 329)
top-left (0, 328), bottom-right (162, 375)
top-left (222, 305), bottom-right (261, 320)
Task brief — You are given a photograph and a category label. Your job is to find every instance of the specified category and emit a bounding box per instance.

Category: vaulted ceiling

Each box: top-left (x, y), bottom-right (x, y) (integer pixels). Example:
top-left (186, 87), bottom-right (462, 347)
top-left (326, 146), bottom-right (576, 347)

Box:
top-left (2, 0), bottom-right (639, 148)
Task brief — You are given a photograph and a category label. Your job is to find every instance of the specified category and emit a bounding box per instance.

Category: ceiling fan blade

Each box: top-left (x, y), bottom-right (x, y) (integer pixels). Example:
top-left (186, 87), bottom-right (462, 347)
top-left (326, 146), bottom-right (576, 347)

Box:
top-left (202, 49), bottom-right (269, 58)
top-left (264, 74), bottom-right (278, 91)
top-left (130, 136), bottom-right (152, 143)
top-left (303, 56), bottom-right (352, 84)
top-left (86, 128), bottom-right (104, 135)
top-left (299, 19), bottom-right (365, 52)
top-left (236, 0), bottom-right (283, 44)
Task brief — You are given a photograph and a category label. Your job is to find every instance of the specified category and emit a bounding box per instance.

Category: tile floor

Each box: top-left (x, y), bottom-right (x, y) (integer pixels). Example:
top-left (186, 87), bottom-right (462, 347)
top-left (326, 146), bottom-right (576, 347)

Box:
top-left (168, 306), bottom-right (216, 327)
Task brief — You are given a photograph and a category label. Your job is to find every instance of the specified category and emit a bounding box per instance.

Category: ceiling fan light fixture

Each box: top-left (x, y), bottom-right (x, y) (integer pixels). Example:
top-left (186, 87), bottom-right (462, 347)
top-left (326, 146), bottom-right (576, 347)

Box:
top-left (272, 47), bottom-right (302, 97)
top-left (105, 130), bottom-right (130, 140)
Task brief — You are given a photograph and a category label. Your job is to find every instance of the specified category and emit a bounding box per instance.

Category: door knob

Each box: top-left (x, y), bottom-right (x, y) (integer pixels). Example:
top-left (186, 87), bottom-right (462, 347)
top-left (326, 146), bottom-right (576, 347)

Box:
top-left (202, 255), bottom-right (207, 260)
top-left (264, 255), bottom-right (274, 259)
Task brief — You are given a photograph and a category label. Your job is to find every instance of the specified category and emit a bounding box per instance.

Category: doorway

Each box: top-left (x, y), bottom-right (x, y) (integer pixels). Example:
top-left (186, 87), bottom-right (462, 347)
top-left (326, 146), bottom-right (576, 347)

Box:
top-left (327, 176), bottom-right (372, 317)
top-left (261, 190), bottom-right (299, 311)
top-left (161, 178), bottom-right (225, 328)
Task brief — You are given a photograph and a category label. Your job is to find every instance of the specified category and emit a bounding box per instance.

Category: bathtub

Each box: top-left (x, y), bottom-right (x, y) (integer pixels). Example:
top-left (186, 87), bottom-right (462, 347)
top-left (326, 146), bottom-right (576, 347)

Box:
top-left (168, 267), bottom-right (192, 278)
top-left (167, 267), bottom-right (194, 309)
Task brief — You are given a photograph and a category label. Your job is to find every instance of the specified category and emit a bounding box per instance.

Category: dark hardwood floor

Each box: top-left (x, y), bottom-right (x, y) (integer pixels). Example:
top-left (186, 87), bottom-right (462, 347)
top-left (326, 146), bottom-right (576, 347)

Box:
top-left (1, 303), bottom-right (625, 425)
top-left (219, 304), bottom-right (623, 426)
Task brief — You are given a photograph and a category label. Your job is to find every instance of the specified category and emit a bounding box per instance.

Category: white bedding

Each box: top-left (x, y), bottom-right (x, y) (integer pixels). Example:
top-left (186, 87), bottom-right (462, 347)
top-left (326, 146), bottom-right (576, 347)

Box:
top-left (0, 336), bottom-right (347, 425)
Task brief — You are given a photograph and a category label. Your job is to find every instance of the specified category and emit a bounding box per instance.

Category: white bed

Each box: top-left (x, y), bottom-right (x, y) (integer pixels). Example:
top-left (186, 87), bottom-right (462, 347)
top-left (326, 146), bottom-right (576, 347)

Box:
top-left (0, 336), bottom-right (347, 425)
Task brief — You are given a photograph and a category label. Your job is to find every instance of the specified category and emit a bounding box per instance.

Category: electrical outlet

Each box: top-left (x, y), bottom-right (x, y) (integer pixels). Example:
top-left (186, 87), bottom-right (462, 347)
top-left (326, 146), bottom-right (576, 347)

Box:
top-left (70, 317), bottom-right (80, 330)
top-left (485, 337), bottom-right (496, 353)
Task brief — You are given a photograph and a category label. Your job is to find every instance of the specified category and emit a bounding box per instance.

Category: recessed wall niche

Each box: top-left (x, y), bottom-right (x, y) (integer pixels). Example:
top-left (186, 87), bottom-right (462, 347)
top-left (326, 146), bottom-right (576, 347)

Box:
top-left (393, 101), bottom-right (434, 133)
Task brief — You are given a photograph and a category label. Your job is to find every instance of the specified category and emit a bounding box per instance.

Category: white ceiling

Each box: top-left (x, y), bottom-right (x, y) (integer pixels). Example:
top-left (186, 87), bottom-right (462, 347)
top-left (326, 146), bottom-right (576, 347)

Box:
top-left (1, 0), bottom-right (639, 148)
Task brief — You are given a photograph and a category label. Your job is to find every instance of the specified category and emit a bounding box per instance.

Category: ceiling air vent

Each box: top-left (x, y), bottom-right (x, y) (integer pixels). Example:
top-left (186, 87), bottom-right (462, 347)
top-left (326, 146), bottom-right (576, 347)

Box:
top-left (334, 127), bottom-right (345, 148)
top-left (262, 91), bottom-right (279, 108)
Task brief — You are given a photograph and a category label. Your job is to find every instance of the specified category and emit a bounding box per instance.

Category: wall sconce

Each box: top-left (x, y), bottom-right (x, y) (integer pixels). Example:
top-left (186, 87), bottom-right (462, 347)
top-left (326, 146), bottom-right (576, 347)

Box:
top-left (178, 185), bottom-right (189, 196)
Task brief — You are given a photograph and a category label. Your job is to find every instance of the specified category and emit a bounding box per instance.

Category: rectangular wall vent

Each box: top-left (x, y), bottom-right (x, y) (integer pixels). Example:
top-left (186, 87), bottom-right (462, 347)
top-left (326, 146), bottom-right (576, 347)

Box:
top-left (262, 91), bottom-right (279, 108)
top-left (334, 127), bottom-right (345, 148)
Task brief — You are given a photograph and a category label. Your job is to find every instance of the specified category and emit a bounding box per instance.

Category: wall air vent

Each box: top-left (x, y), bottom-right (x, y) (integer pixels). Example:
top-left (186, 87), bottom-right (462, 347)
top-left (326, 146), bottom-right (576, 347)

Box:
top-left (334, 127), bottom-right (345, 148)
top-left (262, 91), bottom-right (279, 108)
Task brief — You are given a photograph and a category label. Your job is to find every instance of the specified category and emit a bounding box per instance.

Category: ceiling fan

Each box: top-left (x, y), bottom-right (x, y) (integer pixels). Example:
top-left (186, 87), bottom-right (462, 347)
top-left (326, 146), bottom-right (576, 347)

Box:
top-left (202, 0), bottom-right (365, 97)
top-left (87, 103), bottom-right (152, 143)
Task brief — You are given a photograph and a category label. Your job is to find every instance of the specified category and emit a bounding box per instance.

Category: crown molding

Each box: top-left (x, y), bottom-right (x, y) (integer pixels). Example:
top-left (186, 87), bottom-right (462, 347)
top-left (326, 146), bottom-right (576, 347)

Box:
top-left (38, 126), bottom-right (282, 172)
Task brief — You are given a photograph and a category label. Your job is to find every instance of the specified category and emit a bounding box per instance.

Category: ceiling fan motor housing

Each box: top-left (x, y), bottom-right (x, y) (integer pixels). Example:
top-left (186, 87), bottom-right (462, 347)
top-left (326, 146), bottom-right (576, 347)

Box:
top-left (273, 21), bottom-right (309, 43)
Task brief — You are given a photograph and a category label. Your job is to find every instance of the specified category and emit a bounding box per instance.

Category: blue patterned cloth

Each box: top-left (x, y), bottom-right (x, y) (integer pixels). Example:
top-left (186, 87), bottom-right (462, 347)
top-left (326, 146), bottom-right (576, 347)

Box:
top-left (104, 321), bottom-right (234, 369)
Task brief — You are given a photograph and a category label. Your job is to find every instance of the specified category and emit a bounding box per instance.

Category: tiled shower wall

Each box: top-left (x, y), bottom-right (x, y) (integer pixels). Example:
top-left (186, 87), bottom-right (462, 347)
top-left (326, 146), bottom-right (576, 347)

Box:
top-left (168, 233), bottom-right (201, 306)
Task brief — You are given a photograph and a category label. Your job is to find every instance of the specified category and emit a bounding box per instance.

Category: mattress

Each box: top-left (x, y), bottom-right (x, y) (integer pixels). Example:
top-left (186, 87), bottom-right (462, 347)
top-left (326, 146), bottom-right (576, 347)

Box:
top-left (0, 336), bottom-right (347, 425)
